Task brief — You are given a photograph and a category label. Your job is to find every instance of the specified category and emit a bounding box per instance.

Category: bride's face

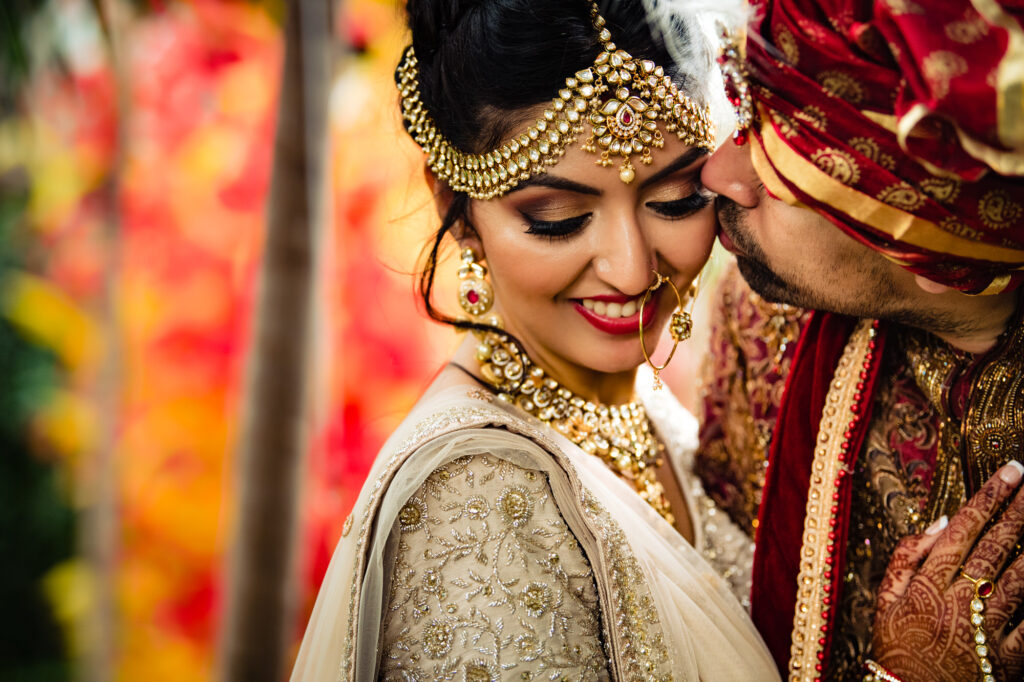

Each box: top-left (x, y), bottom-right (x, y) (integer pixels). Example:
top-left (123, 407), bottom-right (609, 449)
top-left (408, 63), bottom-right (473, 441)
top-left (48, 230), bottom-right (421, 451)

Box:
top-left (462, 128), bottom-right (715, 394)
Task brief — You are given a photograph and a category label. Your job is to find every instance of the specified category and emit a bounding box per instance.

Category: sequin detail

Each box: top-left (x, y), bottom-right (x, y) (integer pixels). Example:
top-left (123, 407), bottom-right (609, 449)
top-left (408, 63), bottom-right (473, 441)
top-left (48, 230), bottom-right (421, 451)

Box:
top-left (379, 455), bottom-right (609, 680)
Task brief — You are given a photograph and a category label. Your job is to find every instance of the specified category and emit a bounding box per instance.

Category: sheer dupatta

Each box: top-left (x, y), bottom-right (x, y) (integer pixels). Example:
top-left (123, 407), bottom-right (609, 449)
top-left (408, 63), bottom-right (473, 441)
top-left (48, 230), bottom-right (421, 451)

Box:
top-left (292, 382), bottom-right (778, 681)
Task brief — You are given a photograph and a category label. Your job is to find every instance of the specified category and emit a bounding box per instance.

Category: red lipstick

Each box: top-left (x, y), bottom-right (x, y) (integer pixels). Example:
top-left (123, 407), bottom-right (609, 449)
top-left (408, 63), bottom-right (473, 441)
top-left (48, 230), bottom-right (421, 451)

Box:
top-left (572, 290), bottom-right (659, 335)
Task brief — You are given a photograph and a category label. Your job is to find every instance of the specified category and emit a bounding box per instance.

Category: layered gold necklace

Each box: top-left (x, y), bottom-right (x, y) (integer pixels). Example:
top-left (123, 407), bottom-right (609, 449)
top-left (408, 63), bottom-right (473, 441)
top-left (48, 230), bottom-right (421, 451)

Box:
top-left (473, 328), bottom-right (675, 524)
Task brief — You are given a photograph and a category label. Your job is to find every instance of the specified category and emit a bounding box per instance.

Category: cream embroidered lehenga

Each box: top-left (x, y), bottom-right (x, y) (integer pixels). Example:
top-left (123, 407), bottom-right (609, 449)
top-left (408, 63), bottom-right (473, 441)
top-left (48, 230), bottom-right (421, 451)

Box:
top-left (292, 368), bottom-right (778, 681)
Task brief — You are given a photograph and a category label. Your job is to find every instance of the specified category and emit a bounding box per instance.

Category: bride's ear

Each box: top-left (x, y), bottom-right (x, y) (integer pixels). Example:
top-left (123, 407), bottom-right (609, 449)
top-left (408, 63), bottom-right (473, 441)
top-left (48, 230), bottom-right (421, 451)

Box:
top-left (425, 165), bottom-right (484, 258)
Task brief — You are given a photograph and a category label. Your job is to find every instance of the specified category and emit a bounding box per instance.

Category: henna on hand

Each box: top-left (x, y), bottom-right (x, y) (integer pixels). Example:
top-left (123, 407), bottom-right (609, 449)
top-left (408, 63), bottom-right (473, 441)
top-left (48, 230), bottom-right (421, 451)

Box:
top-left (872, 462), bottom-right (1024, 682)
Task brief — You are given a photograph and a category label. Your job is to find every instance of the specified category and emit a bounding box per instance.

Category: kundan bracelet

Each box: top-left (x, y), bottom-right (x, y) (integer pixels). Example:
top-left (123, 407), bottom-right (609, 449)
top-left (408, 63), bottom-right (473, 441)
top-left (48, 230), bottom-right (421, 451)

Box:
top-left (864, 659), bottom-right (903, 682)
top-left (961, 570), bottom-right (997, 682)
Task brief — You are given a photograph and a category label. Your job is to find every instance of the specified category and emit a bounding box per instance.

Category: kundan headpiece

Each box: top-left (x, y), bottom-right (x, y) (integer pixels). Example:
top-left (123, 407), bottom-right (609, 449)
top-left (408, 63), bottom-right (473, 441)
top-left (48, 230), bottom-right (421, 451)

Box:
top-left (718, 0), bottom-right (1024, 295)
top-left (395, 2), bottom-right (715, 200)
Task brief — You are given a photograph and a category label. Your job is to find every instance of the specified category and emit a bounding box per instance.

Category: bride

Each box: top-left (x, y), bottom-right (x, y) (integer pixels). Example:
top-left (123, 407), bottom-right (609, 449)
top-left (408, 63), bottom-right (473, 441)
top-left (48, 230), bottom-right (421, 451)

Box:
top-left (292, 0), bottom-right (777, 679)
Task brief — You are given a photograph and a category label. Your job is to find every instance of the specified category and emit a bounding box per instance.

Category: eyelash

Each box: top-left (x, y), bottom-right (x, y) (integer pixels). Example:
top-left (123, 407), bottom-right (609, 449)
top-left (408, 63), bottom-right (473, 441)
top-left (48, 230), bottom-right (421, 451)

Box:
top-left (521, 190), bottom-right (711, 241)
top-left (522, 213), bottom-right (591, 241)
top-left (646, 190), bottom-right (712, 219)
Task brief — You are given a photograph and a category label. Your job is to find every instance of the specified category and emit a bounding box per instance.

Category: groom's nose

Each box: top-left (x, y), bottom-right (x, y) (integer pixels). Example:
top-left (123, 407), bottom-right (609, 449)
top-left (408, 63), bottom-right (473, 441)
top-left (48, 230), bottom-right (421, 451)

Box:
top-left (701, 138), bottom-right (760, 208)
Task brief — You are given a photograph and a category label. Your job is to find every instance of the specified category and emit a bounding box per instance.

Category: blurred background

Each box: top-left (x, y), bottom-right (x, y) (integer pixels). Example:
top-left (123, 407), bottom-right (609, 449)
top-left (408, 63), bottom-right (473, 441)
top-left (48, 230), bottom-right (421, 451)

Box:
top-left (1, 0), bottom-right (727, 680)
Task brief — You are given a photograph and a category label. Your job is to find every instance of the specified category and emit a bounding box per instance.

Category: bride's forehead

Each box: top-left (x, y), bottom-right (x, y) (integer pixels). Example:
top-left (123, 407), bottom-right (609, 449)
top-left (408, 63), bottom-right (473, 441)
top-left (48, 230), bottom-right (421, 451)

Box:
top-left (549, 134), bottom-right (704, 185)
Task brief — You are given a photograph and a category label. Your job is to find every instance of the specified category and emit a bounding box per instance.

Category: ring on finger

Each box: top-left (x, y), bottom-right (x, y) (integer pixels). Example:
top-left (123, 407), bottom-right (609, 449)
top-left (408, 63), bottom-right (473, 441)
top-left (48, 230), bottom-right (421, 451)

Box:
top-left (961, 570), bottom-right (997, 681)
top-left (961, 570), bottom-right (996, 599)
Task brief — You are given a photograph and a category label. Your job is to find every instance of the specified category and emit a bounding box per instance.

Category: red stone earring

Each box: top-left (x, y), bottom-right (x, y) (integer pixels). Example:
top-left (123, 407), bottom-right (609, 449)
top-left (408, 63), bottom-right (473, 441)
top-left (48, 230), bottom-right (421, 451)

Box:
top-left (457, 247), bottom-right (493, 318)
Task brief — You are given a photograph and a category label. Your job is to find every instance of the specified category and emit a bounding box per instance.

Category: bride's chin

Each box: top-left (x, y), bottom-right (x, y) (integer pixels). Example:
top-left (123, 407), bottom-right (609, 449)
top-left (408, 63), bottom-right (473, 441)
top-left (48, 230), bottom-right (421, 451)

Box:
top-left (579, 356), bottom-right (647, 379)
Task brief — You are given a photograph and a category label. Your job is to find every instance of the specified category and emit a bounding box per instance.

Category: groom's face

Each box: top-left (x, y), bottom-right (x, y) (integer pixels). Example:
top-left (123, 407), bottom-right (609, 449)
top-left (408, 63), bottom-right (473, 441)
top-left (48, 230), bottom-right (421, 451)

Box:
top-left (701, 138), bottom-right (914, 319)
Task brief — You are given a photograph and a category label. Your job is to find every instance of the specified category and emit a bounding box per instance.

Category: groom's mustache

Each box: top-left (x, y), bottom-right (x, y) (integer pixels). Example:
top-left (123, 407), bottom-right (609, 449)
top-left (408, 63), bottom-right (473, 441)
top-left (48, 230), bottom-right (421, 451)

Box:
top-left (714, 196), bottom-right (755, 258)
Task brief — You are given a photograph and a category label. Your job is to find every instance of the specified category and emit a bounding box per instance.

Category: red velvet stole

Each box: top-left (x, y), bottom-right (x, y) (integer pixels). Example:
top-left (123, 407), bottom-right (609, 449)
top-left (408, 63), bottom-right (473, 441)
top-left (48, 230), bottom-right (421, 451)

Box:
top-left (750, 312), bottom-right (888, 673)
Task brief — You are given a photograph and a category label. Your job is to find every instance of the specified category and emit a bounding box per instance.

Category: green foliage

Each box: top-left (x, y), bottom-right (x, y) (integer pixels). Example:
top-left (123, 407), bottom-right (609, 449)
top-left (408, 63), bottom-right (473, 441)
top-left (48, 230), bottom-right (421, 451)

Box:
top-left (0, 0), bottom-right (48, 111)
top-left (0, 174), bottom-right (74, 681)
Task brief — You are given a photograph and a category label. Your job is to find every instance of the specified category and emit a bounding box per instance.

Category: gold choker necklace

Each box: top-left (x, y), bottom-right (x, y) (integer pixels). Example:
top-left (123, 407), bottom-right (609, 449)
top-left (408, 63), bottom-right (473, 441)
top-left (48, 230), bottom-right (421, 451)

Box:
top-left (473, 328), bottom-right (675, 524)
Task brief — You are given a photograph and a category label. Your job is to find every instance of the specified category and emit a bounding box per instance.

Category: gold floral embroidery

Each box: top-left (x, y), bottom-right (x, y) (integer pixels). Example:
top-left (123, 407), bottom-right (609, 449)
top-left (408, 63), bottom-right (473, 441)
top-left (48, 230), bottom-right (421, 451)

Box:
top-left (922, 51), bottom-right (968, 99)
top-left (817, 70), bottom-right (865, 104)
top-left (945, 10), bottom-right (990, 44)
top-left (398, 498), bottom-right (428, 532)
top-left (978, 189), bottom-right (1023, 229)
top-left (421, 619), bottom-right (455, 659)
top-left (887, 40), bottom-right (902, 62)
top-left (940, 215), bottom-right (984, 240)
top-left (520, 582), bottom-right (553, 618)
top-left (463, 659), bottom-right (498, 681)
top-left (343, 404), bottom-right (513, 676)
top-left (796, 18), bottom-right (829, 43)
top-left (774, 25), bottom-right (800, 65)
top-left (795, 105), bottom-right (828, 131)
top-left (495, 485), bottom-right (534, 528)
top-left (771, 110), bottom-right (799, 138)
top-left (579, 489), bottom-right (672, 681)
top-left (812, 147), bottom-right (861, 184)
top-left (881, 0), bottom-right (924, 15)
top-left (380, 455), bottom-right (608, 680)
top-left (344, 399), bottom-right (679, 680)
top-left (697, 266), bottom-right (809, 536)
top-left (849, 136), bottom-right (896, 170)
top-left (919, 176), bottom-right (961, 204)
top-left (877, 182), bottom-right (927, 211)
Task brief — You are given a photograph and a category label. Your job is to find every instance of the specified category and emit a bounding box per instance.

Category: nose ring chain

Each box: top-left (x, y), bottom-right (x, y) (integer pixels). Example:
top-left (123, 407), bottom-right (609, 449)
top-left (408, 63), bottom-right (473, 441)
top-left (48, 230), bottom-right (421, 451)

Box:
top-left (638, 271), bottom-right (693, 390)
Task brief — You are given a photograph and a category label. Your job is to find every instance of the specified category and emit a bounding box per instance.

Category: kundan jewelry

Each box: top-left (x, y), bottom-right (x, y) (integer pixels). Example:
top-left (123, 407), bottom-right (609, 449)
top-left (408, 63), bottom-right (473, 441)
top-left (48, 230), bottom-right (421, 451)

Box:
top-left (638, 272), bottom-right (694, 390)
top-left (863, 659), bottom-right (903, 682)
top-left (961, 570), bottom-right (997, 682)
top-left (473, 327), bottom-right (675, 524)
top-left (457, 247), bottom-right (494, 318)
top-left (395, 2), bottom-right (715, 199)
top-left (716, 25), bottom-right (753, 146)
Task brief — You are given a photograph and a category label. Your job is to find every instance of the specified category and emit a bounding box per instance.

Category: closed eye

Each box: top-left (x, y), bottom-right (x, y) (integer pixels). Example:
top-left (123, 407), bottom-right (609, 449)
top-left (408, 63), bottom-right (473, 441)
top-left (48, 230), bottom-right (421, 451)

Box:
top-left (646, 191), bottom-right (712, 219)
top-left (521, 212), bottom-right (592, 241)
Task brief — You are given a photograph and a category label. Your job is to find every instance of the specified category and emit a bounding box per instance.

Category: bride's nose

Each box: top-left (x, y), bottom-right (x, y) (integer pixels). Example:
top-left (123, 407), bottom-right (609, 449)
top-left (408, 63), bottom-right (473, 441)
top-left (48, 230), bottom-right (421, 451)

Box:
top-left (591, 214), bottom-right (655, 296)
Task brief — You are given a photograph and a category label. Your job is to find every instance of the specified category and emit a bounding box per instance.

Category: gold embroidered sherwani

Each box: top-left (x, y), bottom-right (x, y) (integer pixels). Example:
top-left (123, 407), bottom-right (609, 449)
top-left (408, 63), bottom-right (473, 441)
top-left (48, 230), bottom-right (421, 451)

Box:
top-left (698, 265), bottom-right (1024, 680)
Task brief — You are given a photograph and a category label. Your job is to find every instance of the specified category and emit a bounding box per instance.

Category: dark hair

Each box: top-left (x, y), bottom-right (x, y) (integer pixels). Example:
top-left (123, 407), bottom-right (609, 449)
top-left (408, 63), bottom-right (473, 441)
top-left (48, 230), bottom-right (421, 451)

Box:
top-left (402, 0), bottom-right (697, 333)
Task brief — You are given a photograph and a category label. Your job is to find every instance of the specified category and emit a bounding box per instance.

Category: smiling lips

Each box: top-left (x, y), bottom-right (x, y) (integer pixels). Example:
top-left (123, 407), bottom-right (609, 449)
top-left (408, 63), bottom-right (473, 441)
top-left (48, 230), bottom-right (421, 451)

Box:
top-left (572, 291), bottom-right (659, 335)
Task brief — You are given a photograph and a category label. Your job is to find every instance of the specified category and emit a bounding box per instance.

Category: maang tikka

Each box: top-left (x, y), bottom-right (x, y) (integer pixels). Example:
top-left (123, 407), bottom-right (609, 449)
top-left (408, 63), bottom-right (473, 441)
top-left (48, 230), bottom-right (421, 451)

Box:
top-left (396, 2), bottom-right (715, 200)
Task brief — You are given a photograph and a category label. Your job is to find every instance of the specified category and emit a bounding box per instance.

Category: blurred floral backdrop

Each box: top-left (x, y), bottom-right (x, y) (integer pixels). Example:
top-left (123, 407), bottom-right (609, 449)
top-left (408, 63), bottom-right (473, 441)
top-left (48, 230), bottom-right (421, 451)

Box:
top-left (1, 0), bottom-right (719, 679)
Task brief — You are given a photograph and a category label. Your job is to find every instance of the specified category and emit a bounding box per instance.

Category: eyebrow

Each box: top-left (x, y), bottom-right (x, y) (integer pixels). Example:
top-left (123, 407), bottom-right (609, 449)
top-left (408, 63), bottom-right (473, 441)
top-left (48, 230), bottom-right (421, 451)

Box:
top-left (639, 147), bottom-right (708, 189)
top-left (508, 174), bottom-right (602, 195)
top-left (507, 147), bottom-right (708, 195)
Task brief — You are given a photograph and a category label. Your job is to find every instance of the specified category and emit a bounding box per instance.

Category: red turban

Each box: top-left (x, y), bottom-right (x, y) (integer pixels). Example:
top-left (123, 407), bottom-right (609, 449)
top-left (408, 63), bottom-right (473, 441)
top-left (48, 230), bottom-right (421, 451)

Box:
top-left (736, 0), bottom-right (1024, 294)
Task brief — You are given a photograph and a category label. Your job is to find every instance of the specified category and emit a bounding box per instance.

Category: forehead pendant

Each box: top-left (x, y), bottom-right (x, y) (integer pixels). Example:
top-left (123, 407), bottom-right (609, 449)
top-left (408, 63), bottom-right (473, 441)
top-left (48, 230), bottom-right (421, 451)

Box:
top-left (396, 2), bottom-right (715, 199)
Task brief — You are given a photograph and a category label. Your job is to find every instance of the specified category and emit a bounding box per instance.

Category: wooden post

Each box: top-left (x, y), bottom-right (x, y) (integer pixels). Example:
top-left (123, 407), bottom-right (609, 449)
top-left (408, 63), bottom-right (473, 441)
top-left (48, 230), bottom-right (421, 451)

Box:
top-left (218, 0), bottom-right (332, 679)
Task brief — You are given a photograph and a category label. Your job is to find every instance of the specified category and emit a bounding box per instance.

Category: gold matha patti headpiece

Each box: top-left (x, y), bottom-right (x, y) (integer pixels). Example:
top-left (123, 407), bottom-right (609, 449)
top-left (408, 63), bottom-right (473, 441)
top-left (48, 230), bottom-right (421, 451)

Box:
top-left (396, 2), bottom-right (715, 200)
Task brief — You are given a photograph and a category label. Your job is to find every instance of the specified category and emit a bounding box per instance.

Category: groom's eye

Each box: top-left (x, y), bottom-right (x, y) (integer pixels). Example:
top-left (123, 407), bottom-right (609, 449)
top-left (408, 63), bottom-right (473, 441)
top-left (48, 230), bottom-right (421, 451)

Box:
top-left (521, 212), bottom-right (592, 241)
top-left (647, 190), bottom-right (712, 219)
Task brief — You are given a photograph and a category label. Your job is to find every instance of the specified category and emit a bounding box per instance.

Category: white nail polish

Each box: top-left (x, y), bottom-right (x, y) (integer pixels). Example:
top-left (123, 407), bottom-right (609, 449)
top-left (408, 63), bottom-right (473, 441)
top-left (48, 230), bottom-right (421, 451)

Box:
top-left (999, 460), bottom-right (1024, 484)
top-left (924, 515), bottom-right (948, 535)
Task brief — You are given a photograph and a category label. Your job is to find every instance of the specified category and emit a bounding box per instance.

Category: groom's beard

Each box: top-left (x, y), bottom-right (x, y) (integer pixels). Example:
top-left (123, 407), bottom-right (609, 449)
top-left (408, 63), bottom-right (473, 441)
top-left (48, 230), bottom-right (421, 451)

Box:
top-left (716, 197), bottom-right (804, 306)
top-left (714, 196), bottom-right (977, 337)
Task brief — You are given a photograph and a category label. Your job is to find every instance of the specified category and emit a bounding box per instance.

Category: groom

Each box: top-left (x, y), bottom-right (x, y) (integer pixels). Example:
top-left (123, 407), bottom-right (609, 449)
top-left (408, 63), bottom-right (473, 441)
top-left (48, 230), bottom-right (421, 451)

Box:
top-left (696, 0), bottom-right (1024, 679)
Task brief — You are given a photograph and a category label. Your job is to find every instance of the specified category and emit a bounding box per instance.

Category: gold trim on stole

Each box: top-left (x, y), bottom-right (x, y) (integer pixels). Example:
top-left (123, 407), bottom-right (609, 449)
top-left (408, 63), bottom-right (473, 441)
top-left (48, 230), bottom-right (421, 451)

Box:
top-left (788, 319), bottom-right (877, 681)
